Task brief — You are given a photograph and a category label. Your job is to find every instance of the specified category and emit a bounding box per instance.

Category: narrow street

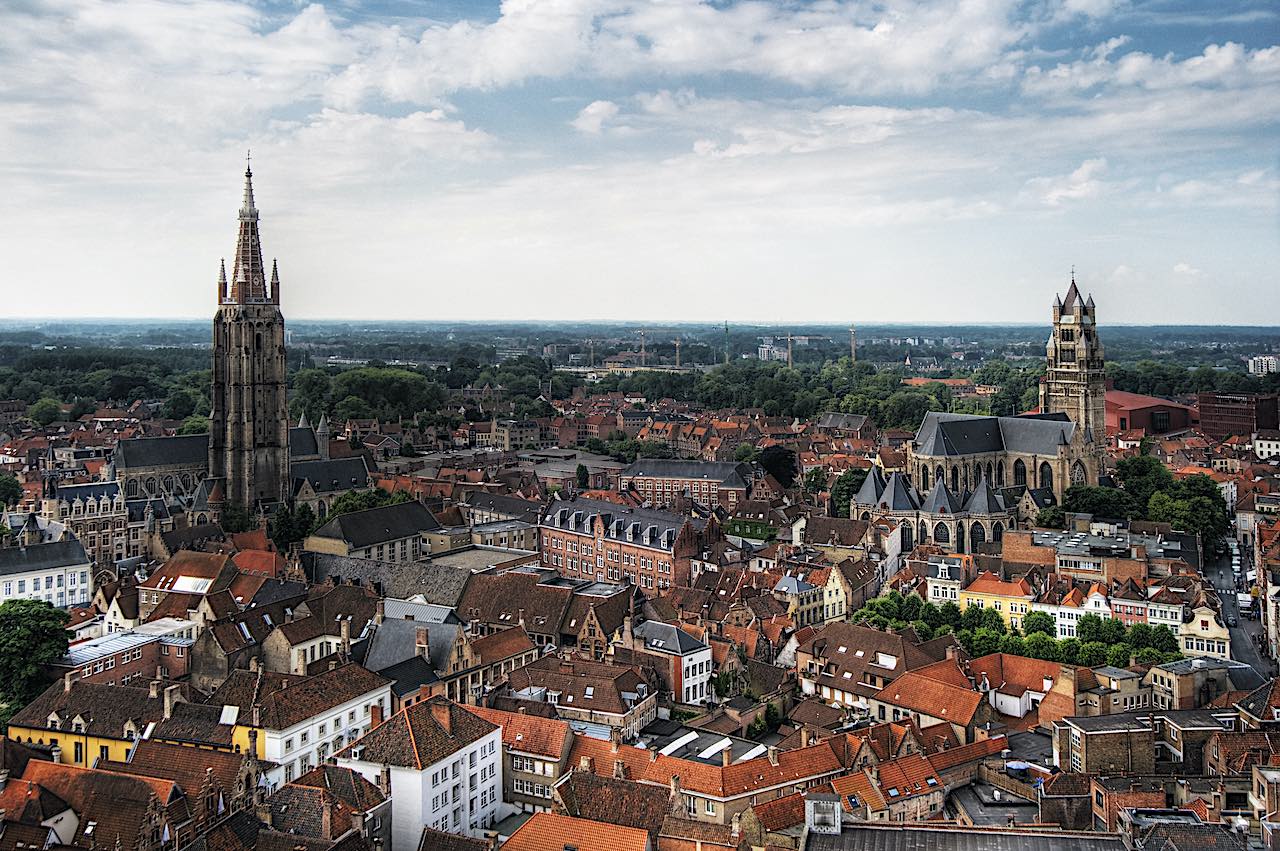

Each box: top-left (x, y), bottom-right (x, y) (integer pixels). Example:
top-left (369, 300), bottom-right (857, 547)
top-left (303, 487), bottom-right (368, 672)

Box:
top-left (1205, 548), bottom-right (1273, 681)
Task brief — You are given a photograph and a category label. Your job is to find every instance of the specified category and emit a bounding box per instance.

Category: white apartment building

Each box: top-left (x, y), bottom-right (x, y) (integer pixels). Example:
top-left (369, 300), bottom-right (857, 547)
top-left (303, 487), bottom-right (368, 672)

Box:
top-left (337, 697), bottom-right (504, 850)
top-left (0, 537), bottom-right (92, 608)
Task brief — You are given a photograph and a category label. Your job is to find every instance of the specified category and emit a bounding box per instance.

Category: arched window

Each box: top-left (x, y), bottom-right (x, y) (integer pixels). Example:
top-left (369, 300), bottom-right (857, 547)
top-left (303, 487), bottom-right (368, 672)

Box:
top-left (920, 467), bottom-right (930, 490)
top-left (125, 479), bottom-right (139, 498)
top-left (919, 521), bottom-right (929, 542)
top-left (950, 466), bottom-right (959, 492)
top-left (992, 522), bottom-right (1004, 542)
top-left (1013, 459), bottom-right (1027, 487)
top-left (1039, 462), bottom-right (1053, 492)
top-left (1071, 461), bottom-right (1088, 485)
top-left (145, 477), bottom-right (157, 495)
top-left (957, 523), bottom-right (966, 554)
top-left (935, 466), bottom-right (945, 488)
top-left (996, 461), bottom-right (1005, 487)
top-left (860, 511), bottom-right (871, 521)
top-left (985, 462), bottom-right (994, 483)
top-left (163, 475), bottom-right (174, 493)
top-left (970, 522), bottom-right (986, 549)
top-left (902, 523), bottom-right (914, 549)
top-left (933, 522), bottom-right (950, 544)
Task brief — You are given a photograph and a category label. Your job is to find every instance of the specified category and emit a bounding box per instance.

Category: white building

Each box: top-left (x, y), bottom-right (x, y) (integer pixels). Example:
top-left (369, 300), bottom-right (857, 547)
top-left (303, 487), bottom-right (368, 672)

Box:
top-left (0, 535), bottom-right (92, 608)
top-left (337, 696), bottom-right (504, 850)
top-left (1255, 430), bottom-right (1280, 460)
top-left (632, 619), bottom-right (713, 706)
top-left (1248, 355), bottom-right (1279, 376)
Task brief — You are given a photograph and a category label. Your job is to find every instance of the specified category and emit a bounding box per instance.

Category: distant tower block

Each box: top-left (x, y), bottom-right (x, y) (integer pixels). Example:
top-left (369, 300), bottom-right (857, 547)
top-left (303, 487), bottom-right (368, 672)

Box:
top-left (724, 322), bottom-right (730, 364)
top-left (849, 325), bottom-right (857, 363)
top-left (674, 339), bottom-right (682, 368)
top-left (639, 329), bottom-right (647, 366)
top-left (787, 333), bottom-right (794, 368)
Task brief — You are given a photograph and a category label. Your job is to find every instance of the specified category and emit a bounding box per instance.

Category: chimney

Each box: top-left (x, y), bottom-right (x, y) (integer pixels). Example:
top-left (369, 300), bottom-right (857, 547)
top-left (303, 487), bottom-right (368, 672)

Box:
top-left (320, 797), bottom-right (332, 839)
top-left (350, 811), bottom-right (364, 836)
top-left (249, 656), bottom-right (259, 673)
top-left (379, 764), bottom-right (391, 796)
top-left (610, 727), bottom-right (621, 754)
top-left (149, 680), bottom-right (162, 699)
top-left (650, 748), bottom-right (659, 763)
top-left (252, 705), bottom-right (262, 728)
top-left (767, 746), bottom-right (779, 766)
top-left (669, 773), bottom-right (681, 799)
top-left (375, 598), bottom-right (385, 625)
top-left (370, 703), bottom-right (384, 728)
top-left (255, 799), bottom-right (272, 827)
top-left (63, 671), bottom-right (77, 693)
top-left (430, 700), bottom-right (452, 734)
top-left (613, 760), bottom-right (626, 779)
top-left (518, 608), bottom-right (526, 629)
top-left (579, 755), bottom-right (594, 772)
top-left (50, 746), bottom-right (61, 765)
top-left (722, 747), bottom-right (732, 767)
top-left (341, 619), bottom-right (351, 654)
top-left (416, 627), bottom-right (430, 660)
top-left (163, 684), bottom-right (183, 720)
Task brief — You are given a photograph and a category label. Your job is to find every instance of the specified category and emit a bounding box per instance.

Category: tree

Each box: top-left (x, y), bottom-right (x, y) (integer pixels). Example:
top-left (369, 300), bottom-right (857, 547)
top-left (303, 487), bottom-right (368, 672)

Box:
top-left (938, 601), bottom-right (962, 629)
top-left (734, 443), bottom-right (758, 462)
top-left (1115, 455), bottom-right (1175, 515)
top-left (971, 627), bottom-right (1002, 657)
top-left (220, 503), bottom-right (254, 534)
top-left (1126, 623), bottom-right (1154, 650)
top-left (27, 398), bottom-right (62, 426)
top-left (980, 608), bottom-right (1007, 635)
top-left (804, 466), bottom-right (828, 494)
top-left (1059, 638), bottom-right (1081, 665)
top-left (575, 464), bottom-right (589, 490)
top-left (758, 446), bottom-right (798, 488)
top-left (162, 388), bottom-right (199, 420)
top-left (0, 600), bottom-right (70, 723)
top-left (830, 468), bottom-right (869, 519)
top-left (333, 395), bottom-right (373, 422)
top-left (1099, 617), bottom-right (1127, 645)
top-left (1077, 641), bottom-right (1108, 667)
top-left (1106, 644), bottom-right (1133, 668)
top-left (1135, 647), bottom-right (1165, 665)
top-left (178, 415), bottom-right (209, 435)
top-left (1076, 614), bottom-right (1105, 644)
top-left (1036, 506), bottom-right (1066, 529)
top-left (1063, 485), bottom-right (1139, 520)
top-left (998, 634), bottom-right (1026, 656)
top-left (1150, 625), bottom-right (1180, 654)
top-left (0, 474), bottom-right (21, 510)
top-left (1022, 611), bottom-right (1056, 638)
top-left (1024, 632), bottom-right (1061, 661)
top-left (269, 503), bottom-right (315, 551)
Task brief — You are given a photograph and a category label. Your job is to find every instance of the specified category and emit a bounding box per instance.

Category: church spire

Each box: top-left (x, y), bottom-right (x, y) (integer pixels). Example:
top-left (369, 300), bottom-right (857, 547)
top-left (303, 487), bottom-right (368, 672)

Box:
top-left (229, 156), bottom-right (268, 303)
top-left (270, 258), bottom-right (280, 303)
top-left (217, 258), bottom-right (227, 302)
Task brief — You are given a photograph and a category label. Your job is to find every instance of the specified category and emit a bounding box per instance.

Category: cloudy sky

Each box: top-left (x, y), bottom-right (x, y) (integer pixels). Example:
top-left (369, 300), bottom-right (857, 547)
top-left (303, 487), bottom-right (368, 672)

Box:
top-left (3, 0), bottom-right (1277, 323)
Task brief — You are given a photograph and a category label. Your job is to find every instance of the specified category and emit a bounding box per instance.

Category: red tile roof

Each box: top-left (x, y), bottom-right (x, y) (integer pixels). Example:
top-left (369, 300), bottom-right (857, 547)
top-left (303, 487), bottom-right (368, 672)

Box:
top-left (503, 811), bottom-right (649, 851)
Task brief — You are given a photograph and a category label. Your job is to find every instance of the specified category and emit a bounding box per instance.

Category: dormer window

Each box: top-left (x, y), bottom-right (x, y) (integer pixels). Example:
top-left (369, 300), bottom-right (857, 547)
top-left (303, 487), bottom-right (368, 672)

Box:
top-left (47, 716), bottom-right (60, 731)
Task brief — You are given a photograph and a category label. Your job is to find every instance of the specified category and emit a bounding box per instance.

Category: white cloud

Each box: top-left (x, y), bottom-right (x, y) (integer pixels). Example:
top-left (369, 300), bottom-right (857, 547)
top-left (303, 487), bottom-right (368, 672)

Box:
top-left (1025, 158), bottom-right (1109, 206)
top-left (570, 100), bottom-right (620, 134)
top-left (1172, 261), bottom-right (1202, 277)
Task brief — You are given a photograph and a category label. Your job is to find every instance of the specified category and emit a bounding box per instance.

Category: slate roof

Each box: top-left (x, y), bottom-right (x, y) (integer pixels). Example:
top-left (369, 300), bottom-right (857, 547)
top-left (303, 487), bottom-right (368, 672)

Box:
top-left (541, 497), bottom-right (690, 550)
top-left (875, 472), bottom-right (919, 512)
top-left (291, 457), bottom-right (372, 497)
top-left (151, 701), bottom-right (238, 748)
top-left (114, 434), bottom-right (209, 469)
top-left (807, 824), bottom-right (1123, 851)
top-left (356, 617), bottom-right (463, 673)
top-left (208, 663), bottom-right (389, 731)
top-left (288, 426), bottom-right (319, 458)
top-left (965, 475), bottom-right (1006, 515)
top-left (464, 492), bottom-right (545, 524)
top-left (621, 459), bottom-right (752, 490)
top-left (106, 739), bottom-right (248, 800)
top-left (336, 696), bottom-right (496, 770)
top-left (633, 619), bottom-right (706, 656)
top-left (854, 467), bottom-right (887, 505)
top-left (920, 479), bottom-right (963, 515)
top-left (292, 764), bottom-right (386, 813)
top-left (914, 411), bottom-right (1076, 458)
top-left (815, 413), bottom-right (869, 432)
top-left (0, 539), bottom-right (89, 576)
top-left (311, 500), bottom-right (441, 548)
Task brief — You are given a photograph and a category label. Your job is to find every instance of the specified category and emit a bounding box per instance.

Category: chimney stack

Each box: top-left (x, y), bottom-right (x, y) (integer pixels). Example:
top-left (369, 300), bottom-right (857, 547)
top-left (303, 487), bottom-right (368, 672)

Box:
top-left (149, 680), bottom-right (162, 699)
top-left (767, 746), bottom-right (779, 766)
top-left (416, 627), bottom-right (430, 660)
top-left (163, 684), bottom-right (183, 721)
top-left (63, 671), bottom-right (77, 693)
top-left (429, 700), bottom-right (452, 734)
top-left (721, 747), bottom-right (732, 767)
top-left (370, 703), bottom-right (384, 728)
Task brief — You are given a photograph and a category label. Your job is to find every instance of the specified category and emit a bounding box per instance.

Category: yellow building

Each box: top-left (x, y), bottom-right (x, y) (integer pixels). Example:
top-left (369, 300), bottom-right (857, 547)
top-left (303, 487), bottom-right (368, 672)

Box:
top-left (7, 675), bottom-right (173, 768)
top-left (959, 571), bottom-right (1035, 630)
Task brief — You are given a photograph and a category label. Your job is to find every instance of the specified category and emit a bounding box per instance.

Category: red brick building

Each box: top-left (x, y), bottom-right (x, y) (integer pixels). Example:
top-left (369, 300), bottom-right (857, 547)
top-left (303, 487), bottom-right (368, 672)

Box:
top-left (1105, 390), bottom-right (1195, 436)
top-left (1197, 392), bottom-right (1279, 441)
top-left (539, 497), bottom-right (702, 592)
top-left (618, 460), bottom-right (752, 510)
top-left (53, 623), bottom-right (196, 687)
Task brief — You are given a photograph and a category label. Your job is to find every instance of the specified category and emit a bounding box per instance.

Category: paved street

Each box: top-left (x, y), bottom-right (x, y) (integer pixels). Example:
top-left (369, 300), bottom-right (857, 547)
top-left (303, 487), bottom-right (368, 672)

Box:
top-left (1205, 548), bottom-right (1273, 680)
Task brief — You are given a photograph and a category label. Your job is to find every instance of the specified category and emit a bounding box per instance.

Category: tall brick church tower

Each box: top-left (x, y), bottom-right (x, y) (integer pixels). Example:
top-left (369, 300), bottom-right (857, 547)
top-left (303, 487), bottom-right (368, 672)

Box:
top-left (1040, 276), bottom-right (1106, 442)
top-left (209, 162), bottom-right (290, 508)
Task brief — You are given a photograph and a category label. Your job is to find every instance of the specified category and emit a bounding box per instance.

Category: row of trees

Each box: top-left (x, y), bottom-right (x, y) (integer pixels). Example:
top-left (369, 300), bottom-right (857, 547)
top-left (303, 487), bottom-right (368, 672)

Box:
top-left (1040, 455), bottom-right (1231, 545)
top-left (850, 591), bottom-right (1184, 668)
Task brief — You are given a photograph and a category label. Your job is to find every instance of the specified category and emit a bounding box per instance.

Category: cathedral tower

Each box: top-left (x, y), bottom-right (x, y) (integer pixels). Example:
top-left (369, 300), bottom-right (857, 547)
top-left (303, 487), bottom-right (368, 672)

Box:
top-left (1040, 275), bottom-right (1106, 440)
top-left (209, 162), bottom-right (290, 508)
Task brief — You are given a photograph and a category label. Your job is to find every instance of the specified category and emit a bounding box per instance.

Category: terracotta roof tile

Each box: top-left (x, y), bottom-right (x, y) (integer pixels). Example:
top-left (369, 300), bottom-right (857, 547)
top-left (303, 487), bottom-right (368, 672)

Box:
top-left (504, 811), bottom-right (650, 851)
